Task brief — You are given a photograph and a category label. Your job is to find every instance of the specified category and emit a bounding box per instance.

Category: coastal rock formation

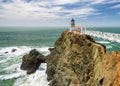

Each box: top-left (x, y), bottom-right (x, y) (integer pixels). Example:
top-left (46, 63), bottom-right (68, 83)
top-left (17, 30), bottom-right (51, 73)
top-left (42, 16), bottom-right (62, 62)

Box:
top-left (46, 30), bottom-right (120, 86)
top-left (11, 48), bottom-right (17, 52)
top-left (95, 51), bottom-right (120, 86)
top-left (20, 49), bottom-right (46, 74)
top-left (20, 30), bottom-right (120, 86)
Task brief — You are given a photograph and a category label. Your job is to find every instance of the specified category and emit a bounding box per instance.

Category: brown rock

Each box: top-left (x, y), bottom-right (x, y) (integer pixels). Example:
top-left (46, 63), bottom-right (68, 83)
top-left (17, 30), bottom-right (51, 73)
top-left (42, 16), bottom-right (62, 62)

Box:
top-left (48, 48), bottom-right (55, 52)
top-left (20, 30), bottom-right (120, 86)
top-left (4, 51), bottom-right (8, 54)
top-left (11, 49), bottom-right (17, 52)
top-left (94, 51), bottom-right (120, 86)
top-left (46, 30), bottom-right (120, 86)
top-left (20, 49), bottom-right (46, 74)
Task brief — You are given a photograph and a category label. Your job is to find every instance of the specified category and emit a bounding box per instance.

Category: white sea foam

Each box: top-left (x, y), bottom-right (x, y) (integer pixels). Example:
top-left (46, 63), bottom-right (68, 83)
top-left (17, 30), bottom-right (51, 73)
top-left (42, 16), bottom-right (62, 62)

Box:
top-left (0, 46), bottom-right (32, 56)
top-left (96, 41), bottom-right (110, 44)
top-left (0, 46), bottom-right (50, 64)
top-left (0, 46), bottom-right (31, 64)
top-left (0, 46), bottom-right (50, 56)
top-left (0, 46), bottom-right (50, 86)
top-left (14, 63), bottom-right (49, 86)
top-left (106, 45), bottom-right (112, 49)
top-left (0, 58), bottom-right (11, 64)
top-left (39, 47), bottom-right (50, 53)
top-left (0, 63), bottom-right (25, 80)
top-left (0, 71), bottom-right (26, 81)
top-left (86, 30), bottom-right (120, 43)
top-left (35, 46), bottom-right (50, 56)
top-left (3, 63), bottom-right (21, 73)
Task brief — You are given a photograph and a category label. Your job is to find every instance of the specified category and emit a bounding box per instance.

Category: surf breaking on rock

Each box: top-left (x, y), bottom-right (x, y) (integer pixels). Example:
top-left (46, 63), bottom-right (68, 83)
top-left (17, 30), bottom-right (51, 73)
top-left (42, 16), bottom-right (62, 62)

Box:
top-left (20, 30), bottom-right (120, 86)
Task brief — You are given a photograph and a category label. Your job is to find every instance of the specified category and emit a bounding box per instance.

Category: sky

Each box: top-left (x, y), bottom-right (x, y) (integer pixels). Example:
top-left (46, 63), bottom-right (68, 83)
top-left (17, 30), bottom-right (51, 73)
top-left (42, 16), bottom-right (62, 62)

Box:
top-left (0, 0), bottom-right (120, 27)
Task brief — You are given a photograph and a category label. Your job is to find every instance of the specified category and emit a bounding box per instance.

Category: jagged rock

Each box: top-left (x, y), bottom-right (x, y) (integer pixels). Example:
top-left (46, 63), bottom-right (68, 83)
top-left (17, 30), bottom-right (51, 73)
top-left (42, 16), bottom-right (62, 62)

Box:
top-left (48, 48), bottom-right (55, 52)
top-left (94, 51), bottom-right (120, 86)
top-left (20, 49), bottom-right (46, 74)
top-left (46, 30), bottom-right (120, 86)
top-left (20, 30), bottom-right (120, 86)
top-left (4, 51), bottom-right (8, 54)
top-left (11, 49), bottom-right (17, 52)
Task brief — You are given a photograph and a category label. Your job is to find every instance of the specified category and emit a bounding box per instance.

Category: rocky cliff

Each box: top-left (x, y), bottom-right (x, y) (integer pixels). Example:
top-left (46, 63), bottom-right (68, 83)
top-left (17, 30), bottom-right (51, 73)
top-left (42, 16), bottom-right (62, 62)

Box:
top-left (46, 30), bottom-right (120, 86)
top-left (20, 49), bottom-right (46, 74)
top-left (21, 30), bottom-right (120, 86)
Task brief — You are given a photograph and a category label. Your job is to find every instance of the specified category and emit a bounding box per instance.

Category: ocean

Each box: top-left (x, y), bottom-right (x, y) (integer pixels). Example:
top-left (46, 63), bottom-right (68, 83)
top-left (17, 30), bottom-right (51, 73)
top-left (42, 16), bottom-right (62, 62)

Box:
top-left (0, 27), bottom-right (120, 86)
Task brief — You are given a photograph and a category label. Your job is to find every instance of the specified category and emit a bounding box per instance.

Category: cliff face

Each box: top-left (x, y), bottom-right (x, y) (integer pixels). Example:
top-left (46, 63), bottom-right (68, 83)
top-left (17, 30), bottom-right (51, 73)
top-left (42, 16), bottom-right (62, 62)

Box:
top-left (20, 30), bottom-right (120, 86)
top-left (95, 51), bottom-right (120, 86)
top-left (46, 30), bottom-right (120, 86)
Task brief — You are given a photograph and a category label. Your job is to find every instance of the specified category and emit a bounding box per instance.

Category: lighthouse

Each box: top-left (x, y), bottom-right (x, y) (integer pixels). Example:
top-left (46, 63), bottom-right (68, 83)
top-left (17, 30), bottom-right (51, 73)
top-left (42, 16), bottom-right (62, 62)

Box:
top-left (71, 18), bottom-right (75, 27)
top-left (70, 18), bottom-right (75, 31)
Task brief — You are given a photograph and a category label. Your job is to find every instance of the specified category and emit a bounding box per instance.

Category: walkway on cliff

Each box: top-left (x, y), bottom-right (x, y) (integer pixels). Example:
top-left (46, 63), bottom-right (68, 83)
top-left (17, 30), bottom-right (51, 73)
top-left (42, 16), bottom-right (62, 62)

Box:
top-left (85, 30), bottom-right (120, 43)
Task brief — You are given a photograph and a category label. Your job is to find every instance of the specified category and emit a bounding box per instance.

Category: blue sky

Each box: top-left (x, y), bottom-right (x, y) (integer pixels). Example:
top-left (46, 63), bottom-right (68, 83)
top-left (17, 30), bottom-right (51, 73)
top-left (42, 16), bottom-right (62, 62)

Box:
top-left (0, 0), bottom-right (120, 27)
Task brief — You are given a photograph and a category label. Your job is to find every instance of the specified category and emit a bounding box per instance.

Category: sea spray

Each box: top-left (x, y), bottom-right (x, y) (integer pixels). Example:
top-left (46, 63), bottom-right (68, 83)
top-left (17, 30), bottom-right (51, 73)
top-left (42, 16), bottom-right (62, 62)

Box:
top-left (14, 64), bottom-right (49, 86)
top-left (0, 46), bottom-right (50, 86)
top-left (0, 28), bottom-right (119, 86)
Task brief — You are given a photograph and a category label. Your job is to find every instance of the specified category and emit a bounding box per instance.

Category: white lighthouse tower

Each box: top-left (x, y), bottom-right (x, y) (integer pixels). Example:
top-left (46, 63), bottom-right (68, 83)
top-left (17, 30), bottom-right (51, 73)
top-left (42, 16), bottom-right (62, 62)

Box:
top-left (70, 18), bottom-right (76, 31)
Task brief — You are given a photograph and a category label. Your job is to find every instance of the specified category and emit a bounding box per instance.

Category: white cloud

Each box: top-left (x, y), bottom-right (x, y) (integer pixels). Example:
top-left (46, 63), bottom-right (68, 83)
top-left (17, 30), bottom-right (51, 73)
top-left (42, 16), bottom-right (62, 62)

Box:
top-left (118, 12), bottom-right (120, 15)
top-left (62, 8), bottom-right (96, 17)
top-left (111, 4), bottom-right (120, 8)
top-left (0, 0), bottom-right (98, 20)
top-left (53, 0), bottom-right (80, 5)
top-left (106, 0), bottom-right (120, 3)
top-left (0, 1), bottom-right (63, 20)
top-left (0, 0), bottom-right (108, 28)
top-left (90, 0), bottom-right (105, 5)
top-left (1, 0), bottom-right (120, 26)
top-left (88, 0), bottom-right (120, 5)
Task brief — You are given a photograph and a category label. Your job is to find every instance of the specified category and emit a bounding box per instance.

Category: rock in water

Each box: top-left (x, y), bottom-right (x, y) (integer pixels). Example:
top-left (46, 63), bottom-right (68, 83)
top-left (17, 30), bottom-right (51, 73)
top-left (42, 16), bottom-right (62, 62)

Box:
top-left (46, 30), bottom-right (120, 86)
top-left (4, 51), bottom-right (8, 54)
top-left (20, 49), bottom-right (45, 74)
top-left (11, 49), bottom-right (17, 52)
top-left (48, 48), bottom-right (54, 52)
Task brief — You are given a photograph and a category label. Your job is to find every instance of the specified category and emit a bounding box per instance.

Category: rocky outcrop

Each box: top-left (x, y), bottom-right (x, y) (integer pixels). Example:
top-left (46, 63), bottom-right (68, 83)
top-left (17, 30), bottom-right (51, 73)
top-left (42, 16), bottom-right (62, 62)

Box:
top-left (95, 51), bottom-right (120, 86)
top-left (46, 30), bottom-right (120, 86)
top-left (20, 30), bottom-right (120, 86)
top-left (11, 49), bottom-right (17, 52)
top-left (20, 49), bottom-right (46, 74)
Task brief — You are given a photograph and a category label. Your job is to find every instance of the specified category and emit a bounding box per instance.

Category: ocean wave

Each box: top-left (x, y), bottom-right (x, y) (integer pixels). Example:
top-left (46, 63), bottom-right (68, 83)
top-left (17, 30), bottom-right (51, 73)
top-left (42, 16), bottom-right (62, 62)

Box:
top-left (0, 71), bottom-right (26, 81)
top-left (0, 46), bottom-right (50, 86)
top-left (3, 63), bottom-right (21, 73)
top-left (96, 41), bottom-right (110, 44)
top-left (0, 63), bottom-right (49, 86)
top-left (0, 46), bottom-right (50, 56)
top-left (14, 63), bottom-right (49, 86)
top-left (86, 30), bottom-right (120, 43)
top-left (106, 45), bottom-right (112, 49)
top-left (0, 46), bottom-right (31, 56)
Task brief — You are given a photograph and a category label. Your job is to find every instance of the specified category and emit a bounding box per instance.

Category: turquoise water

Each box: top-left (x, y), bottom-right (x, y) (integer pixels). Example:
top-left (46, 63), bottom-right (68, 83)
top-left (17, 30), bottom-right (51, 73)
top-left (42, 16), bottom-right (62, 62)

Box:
top-left (88, 27), bottom-right (120, 52)
top-left (0, 27), bottom-right (66, 86)
top-left (0, 27), bottom-right (120, 86)
top-left (0, 27), bottom-right (66, 47)
top-left (88, 27), bottom-right (120, 34)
